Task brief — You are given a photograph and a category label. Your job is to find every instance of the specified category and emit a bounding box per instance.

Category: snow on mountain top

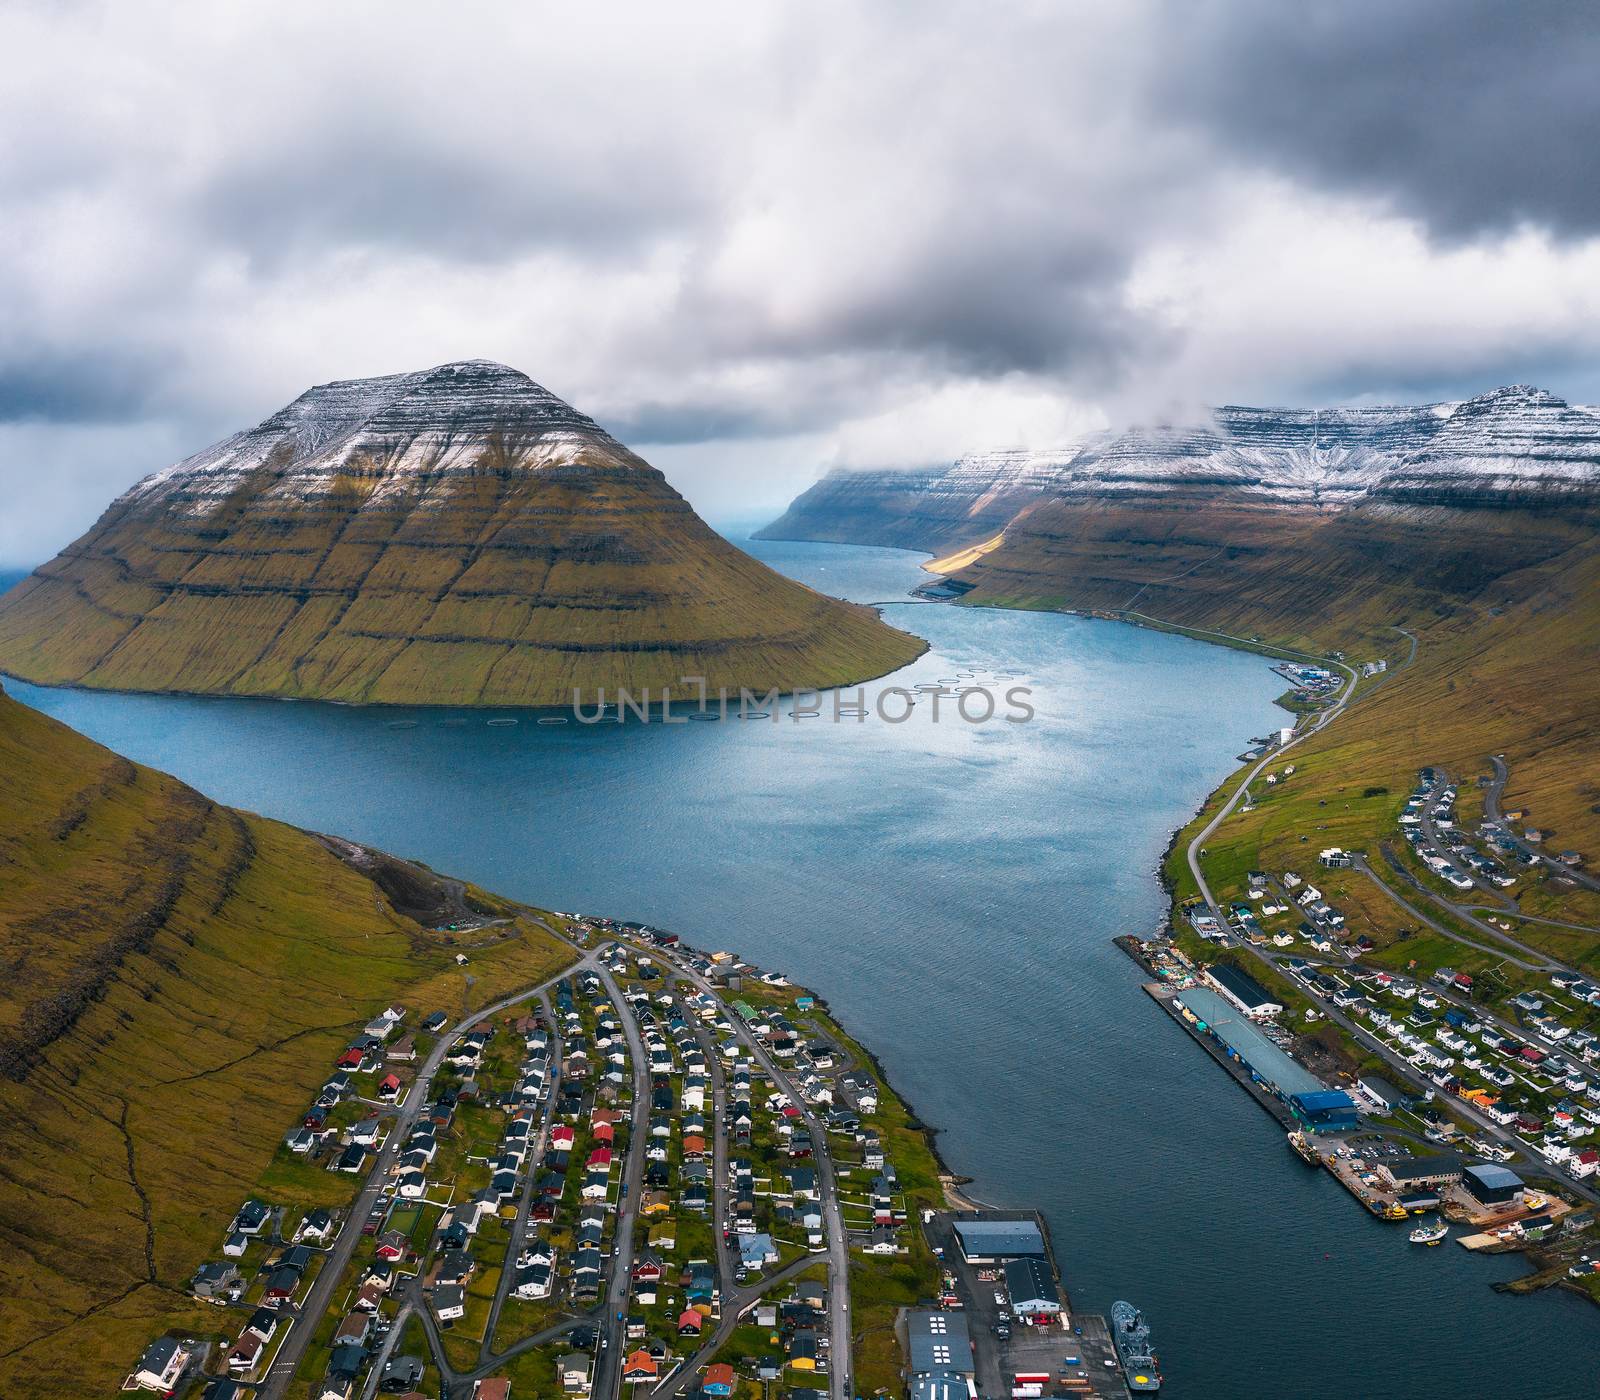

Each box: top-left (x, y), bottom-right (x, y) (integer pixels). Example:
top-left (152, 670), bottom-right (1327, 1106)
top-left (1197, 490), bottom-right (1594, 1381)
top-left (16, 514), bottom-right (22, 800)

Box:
top-left (897, 386), bottom-right (1600, 504)
top-left (124, 361), bottom-right (633, 510)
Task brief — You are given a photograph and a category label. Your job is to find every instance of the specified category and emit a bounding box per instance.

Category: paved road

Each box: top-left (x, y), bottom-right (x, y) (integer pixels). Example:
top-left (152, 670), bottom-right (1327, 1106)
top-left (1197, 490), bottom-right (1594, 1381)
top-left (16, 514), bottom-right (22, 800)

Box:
top-left (479, 994), bottom-right (561, 1364)
top-left (649, 1252), bottom-right (821, 1400)
top-left (1485, 755), bottom-right (1600, 895)
top-left (1356, 852), bottom-right (1555, 972)
top-left (1463, 907), bottom-right (1600, 935)
top-left (586, 961), bottom-right (651, 1400)
top-left (647, 950), bottom-right (853, 1400)
top-left (1186, 652), bottom-right (1359, 920)
top-left (263, 963), bottom-right (580, 1400)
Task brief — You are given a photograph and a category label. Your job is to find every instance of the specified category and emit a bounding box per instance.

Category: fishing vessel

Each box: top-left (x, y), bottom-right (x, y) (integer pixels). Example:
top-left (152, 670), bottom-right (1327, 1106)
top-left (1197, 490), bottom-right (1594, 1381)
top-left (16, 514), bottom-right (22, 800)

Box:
top-left (1409, 1217), bottom-right (1448, 1246)
top-left (1287, 1129), bottom-right (1320, 1165)
top-left (1111, 1300), bottom-right (1162, 1393)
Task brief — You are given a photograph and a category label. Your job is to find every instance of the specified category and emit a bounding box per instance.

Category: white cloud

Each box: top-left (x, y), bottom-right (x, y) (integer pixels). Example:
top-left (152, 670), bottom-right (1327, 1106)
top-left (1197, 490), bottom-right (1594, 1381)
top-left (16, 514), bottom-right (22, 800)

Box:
top-left (1, 0), bottom-right (1598, 561)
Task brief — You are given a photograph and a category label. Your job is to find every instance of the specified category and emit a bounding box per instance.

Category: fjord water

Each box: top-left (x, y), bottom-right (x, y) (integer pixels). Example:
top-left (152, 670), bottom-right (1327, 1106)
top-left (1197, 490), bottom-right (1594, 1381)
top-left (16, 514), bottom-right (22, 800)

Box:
top-left (7, 540), bottom-right (1593, 1397)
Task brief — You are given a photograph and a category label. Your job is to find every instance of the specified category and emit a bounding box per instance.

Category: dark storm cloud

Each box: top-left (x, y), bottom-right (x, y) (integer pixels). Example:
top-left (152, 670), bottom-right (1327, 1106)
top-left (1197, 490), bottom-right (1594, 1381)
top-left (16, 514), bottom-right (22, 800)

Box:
top-left (0, 350), bottom-right (174, 424)
top-left (1163, 0), bottom-right (1600, 241)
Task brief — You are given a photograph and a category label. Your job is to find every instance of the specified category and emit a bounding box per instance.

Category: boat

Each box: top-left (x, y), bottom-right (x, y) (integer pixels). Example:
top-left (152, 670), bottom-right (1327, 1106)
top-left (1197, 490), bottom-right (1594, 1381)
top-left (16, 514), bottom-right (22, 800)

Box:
top-left (1382, 1202), bottom-right (1410, 1221)
top-left (1287, 1130), bottom-right (1320, 1165)
top-left (1409, 1217), bottom-right (1448, 1246)
top-left (1110, 1301), bottom-right (1162, 1393)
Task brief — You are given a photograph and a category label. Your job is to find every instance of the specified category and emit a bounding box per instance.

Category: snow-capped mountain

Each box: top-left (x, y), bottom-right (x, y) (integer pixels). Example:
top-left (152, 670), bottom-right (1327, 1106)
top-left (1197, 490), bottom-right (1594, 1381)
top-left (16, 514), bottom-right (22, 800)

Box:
top-left (0, 361), bottom-right (922, 705)
top-left (125, 359), bottom-right (646, 514)
top-left (758, 386), bottom-right (1600, 550)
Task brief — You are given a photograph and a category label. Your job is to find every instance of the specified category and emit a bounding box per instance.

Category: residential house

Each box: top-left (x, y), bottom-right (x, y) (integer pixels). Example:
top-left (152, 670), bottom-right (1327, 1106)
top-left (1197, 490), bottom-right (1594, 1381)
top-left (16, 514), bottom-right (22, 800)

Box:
top-left (226, 1332), bottom-right (264, 1373)
top-left (190, 1261), bottom-right (243, 1301)
top-left (558, 1352), bottom-right (593, 1394)
top-left (297, 1208), bottom-right (334, 1243)
top-left (623, 1350), bottom-right (659, 1385)
top-left (332, 1312), bottom-right (371, 1348)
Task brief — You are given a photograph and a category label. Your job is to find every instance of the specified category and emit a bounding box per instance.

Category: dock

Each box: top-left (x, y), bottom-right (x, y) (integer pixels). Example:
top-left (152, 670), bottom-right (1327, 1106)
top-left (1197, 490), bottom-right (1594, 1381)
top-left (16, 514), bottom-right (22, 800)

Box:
top-left (922, 1209), bottom-right (1130, 1400)
top-left (1142, 982), bottom-right (1297, 1130)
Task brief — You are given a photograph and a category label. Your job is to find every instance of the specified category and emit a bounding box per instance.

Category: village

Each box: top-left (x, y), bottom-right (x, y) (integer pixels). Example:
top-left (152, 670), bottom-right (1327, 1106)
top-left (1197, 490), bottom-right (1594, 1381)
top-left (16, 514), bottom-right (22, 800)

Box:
top-left (122, 918), bottom-right (1143, 1400)
top-left (1129, 752), bottom-right (1600, 1299)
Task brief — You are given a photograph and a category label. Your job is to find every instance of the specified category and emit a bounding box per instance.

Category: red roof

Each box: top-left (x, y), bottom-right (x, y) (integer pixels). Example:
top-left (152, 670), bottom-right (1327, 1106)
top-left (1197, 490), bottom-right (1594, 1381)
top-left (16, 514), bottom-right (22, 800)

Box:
top-left (587, 1147), bottom-right (613, 1168)
top-left (678, 1310), bottom-right (703, 1332)
top-left (625, 1350), bottom-right (658, 1377)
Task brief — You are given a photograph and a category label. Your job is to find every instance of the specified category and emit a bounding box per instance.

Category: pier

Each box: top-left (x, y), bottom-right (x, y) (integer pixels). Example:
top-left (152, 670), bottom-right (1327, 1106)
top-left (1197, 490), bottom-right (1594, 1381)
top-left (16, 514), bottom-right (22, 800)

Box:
top-left (1142, 982), bottom-right (1298, 1131)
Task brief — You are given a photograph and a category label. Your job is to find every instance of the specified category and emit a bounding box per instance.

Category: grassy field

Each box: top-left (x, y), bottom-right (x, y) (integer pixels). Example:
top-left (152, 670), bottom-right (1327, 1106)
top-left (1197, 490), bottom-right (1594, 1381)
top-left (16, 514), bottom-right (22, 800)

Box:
top-left (0, 683), bottom-right (574, 1396)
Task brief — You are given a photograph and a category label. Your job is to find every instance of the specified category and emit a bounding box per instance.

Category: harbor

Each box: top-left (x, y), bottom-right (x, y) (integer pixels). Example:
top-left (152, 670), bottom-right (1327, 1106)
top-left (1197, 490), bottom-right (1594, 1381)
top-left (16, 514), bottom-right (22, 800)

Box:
top-left (918, 1210), bottom-right (1134, 1400)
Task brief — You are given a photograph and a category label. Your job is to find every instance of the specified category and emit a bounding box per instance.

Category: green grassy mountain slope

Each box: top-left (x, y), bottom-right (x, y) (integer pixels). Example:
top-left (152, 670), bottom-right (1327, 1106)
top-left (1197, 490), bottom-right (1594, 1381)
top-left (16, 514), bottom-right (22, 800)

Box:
top-left (0, 682), bottom-right (574, 1396)
top-left (950, 495), bottom-right (1600, 859)
top-left (0, 361), bottom-right (922, 706)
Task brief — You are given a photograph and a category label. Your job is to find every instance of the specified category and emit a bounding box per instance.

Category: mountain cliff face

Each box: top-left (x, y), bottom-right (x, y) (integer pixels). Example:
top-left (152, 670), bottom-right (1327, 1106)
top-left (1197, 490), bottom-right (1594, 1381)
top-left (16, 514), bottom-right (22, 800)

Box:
top-left (757, 385), bottom-right (1600, 643)
top-left (0, 679), bottom-right (574, 1395)
top-left (0, 361), bottom-right (922, 704)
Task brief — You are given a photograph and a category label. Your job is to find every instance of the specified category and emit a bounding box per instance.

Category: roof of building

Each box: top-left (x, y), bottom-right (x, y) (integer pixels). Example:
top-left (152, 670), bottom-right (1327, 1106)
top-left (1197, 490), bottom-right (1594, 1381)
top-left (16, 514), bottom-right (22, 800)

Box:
top-left (1002, 1256), bottom-right (1060, 1307)
top-left (1290, 1089), bottom-right (1357, 1113)
top-left (907, 1310), bottom-right (973, 1375)
top-left (1384, 1153), bottom-right (1463, 1182)
top-left (1358, 1074), bottom-right (1408, 1106)
top-left (951, 1217), bottom-right (1046, 1258)
top-left (1176, 987), bottom-right (1324, 1097)
top-left (1463, 1163), bottom-right (1524, 1191)
top-left (1207, 962), bottom-right (1279, 1009)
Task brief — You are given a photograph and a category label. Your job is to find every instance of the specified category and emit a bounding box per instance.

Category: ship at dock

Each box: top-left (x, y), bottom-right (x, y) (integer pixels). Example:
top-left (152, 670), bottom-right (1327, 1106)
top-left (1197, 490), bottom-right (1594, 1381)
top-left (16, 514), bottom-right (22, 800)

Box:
top-left (1409, 1217), bottom-right (1448, 1246)
top-left (1287, 1129), bottom-right (1321, 1165)
top-left (1111, 1300), bottom-right (1162, 1393)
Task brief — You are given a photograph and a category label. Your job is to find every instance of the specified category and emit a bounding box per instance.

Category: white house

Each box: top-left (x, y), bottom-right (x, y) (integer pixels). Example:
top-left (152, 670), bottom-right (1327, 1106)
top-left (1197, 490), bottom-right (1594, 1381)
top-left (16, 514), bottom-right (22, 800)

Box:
top-left (133, 1337), bottom-right (190, 1392)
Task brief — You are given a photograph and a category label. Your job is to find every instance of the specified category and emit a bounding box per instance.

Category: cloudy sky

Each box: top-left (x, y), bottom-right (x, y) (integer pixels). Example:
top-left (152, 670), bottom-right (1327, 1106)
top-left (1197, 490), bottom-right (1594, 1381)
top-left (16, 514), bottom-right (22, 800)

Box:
top-left (3, 0), bottom-right (1600, 565)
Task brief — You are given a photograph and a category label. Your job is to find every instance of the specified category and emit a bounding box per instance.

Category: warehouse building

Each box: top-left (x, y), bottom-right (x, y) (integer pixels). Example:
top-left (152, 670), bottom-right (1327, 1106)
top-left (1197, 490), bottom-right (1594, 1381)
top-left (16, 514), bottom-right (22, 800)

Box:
top-left (1175, 987), bottom-right (1324, 1103)
top-left (1205, 963), bottom-right (1284, 1019)
top-left (1288, 1088), bottom-right (1360, 1134)
top-left (951, 1216), bottom-right (1046, 1264)
top-left (1002, 1257), bottom-right (1061, 1323)
top-left (1462, 1163), bottom-right (1525, 1209)
top-left (1378, 1155), bottom-right (1463, 1192)
top-left (907, 1309), bottom-right (975, 1400)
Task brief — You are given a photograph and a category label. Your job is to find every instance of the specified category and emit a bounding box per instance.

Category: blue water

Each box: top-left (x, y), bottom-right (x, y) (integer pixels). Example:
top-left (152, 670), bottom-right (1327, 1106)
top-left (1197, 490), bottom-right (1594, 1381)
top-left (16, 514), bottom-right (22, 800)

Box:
top-left (5, 541), bottom-right (1594, 1397)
